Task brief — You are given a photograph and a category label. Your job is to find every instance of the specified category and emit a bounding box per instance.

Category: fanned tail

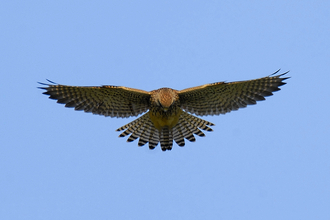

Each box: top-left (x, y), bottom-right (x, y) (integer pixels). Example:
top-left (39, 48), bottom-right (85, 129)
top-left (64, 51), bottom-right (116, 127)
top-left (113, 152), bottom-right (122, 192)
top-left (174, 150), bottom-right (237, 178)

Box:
top-left (116, 111), bottom-right (214, 151)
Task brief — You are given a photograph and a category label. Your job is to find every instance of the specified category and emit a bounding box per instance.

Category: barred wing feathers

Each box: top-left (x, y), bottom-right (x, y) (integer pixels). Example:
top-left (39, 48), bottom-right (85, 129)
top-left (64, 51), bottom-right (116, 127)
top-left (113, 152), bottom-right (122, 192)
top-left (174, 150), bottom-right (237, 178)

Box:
top-left (39, 81), bottom-right (151, 118)
top-left (178, 70), bottom-right (289, 116)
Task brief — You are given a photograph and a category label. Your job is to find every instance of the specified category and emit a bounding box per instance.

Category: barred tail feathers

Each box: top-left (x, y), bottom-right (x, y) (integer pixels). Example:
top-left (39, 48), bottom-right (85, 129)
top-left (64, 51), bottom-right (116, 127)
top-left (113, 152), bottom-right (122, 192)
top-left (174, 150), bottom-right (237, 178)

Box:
top-left (160, 127), bottom-right (173, 151)
top-left (116, 113), bottom-right (160, 150)
top-left (116, 111), bottom-right (214, 151)
top-left (172, 111), bottom-right (214, 147)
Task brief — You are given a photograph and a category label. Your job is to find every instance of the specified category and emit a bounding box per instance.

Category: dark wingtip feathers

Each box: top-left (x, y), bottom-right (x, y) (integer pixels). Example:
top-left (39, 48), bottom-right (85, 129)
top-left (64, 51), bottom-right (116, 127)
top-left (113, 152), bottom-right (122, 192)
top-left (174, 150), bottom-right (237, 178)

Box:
top-left (269, 69), bottom-right (290, 80)
top-left (37, 79), bottom-right (57, 87)
top-left (37, 80), bottom-right (58, 93)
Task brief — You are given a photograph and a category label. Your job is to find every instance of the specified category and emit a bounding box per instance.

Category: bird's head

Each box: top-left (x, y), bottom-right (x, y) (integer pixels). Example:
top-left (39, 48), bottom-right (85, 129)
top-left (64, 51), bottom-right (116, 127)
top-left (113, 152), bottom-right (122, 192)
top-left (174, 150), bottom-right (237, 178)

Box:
top-left (154, 88), bottom-right (179, 112)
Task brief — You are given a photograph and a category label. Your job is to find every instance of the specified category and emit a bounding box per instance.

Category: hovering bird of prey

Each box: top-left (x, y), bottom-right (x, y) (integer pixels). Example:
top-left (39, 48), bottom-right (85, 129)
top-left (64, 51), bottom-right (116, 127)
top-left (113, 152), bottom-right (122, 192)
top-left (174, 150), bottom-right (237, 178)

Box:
top-left (39, 70), bottom-right (289, 151)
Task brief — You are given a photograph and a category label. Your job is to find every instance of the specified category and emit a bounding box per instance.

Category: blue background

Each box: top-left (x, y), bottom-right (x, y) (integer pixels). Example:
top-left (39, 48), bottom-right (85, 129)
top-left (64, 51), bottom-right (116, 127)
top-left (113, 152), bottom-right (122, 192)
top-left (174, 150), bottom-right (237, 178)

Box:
top-left (1, 1), bottom-right (329, 219)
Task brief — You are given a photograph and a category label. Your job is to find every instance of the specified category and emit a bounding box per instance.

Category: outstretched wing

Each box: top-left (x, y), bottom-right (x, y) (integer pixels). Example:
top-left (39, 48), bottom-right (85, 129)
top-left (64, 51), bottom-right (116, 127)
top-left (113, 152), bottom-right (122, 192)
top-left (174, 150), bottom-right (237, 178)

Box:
top-left (39, 81), bottom-right (151, 118)
top-left (178, 70), bottom-right (289, 116)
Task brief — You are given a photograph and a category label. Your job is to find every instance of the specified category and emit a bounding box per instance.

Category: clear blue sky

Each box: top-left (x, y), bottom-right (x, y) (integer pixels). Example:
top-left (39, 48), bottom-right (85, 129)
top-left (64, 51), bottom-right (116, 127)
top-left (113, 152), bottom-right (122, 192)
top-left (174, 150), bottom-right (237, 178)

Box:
top-left (1, 1), bottom-right (329, 219)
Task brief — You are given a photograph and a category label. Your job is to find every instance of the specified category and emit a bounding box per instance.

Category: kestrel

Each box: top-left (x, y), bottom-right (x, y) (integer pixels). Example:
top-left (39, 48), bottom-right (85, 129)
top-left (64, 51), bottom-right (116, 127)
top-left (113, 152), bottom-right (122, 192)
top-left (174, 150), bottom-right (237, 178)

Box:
top-left (39, 70), bottom-right (289, 151)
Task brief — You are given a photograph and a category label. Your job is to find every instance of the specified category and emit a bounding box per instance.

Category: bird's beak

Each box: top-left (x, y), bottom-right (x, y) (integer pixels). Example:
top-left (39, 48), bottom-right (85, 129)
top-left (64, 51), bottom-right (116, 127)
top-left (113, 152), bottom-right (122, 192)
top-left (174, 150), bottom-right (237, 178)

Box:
top-left (163, 107), bottom-right (169, 112)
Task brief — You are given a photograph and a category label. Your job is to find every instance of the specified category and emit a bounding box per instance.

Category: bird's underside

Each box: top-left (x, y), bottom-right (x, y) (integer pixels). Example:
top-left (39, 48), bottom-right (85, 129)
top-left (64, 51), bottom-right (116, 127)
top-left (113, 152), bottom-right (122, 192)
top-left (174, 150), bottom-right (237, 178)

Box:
top-left (39, 70), bottom-right (289, 151)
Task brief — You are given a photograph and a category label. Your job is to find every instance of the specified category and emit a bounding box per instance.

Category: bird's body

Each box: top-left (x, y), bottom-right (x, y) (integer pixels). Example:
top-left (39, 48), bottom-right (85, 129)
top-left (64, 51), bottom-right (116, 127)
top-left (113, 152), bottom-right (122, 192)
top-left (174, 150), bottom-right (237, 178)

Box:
top-left (39, 70), bottom-right (289, 151)
top-left (149, 107), bottom-right (181, 130)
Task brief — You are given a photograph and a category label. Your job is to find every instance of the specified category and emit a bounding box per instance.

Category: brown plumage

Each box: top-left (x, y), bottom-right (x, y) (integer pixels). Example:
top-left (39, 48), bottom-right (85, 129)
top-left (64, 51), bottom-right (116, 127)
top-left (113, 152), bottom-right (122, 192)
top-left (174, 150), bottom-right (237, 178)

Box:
top-left (39, 70), bottom-right (289, 151)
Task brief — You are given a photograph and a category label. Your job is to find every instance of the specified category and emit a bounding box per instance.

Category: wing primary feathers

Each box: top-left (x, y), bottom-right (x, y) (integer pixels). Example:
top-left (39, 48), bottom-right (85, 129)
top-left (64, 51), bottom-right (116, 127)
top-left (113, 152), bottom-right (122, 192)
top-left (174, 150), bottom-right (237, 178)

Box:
top-left (269, 69), bottom-right (281, 76)
top-left (39, 81), bottom-right (151, 118)
top-left (178, 70), bottom-right (290, 116)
